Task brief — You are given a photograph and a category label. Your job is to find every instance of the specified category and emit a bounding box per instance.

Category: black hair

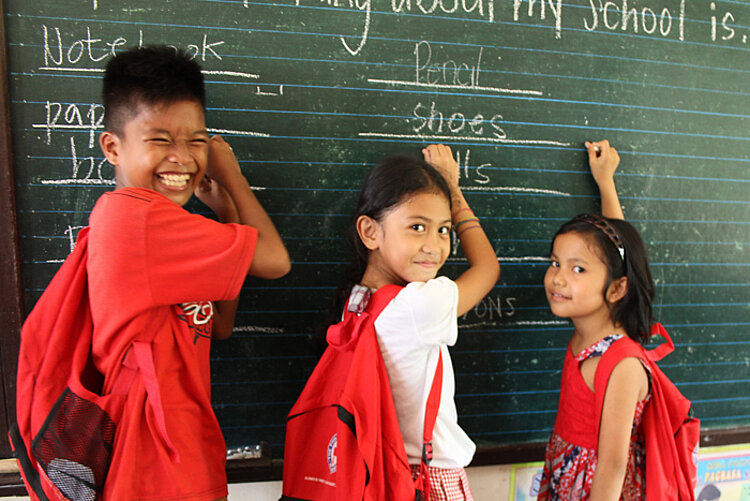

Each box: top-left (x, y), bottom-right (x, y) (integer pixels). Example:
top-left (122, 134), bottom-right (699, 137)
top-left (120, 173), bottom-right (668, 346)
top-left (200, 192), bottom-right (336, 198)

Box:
top-left (102, 45), bottom-right (205, 135)
top-left (550, 214), bottom-right (655, 344)
top-left (326, 155), bottom-right (452, 327)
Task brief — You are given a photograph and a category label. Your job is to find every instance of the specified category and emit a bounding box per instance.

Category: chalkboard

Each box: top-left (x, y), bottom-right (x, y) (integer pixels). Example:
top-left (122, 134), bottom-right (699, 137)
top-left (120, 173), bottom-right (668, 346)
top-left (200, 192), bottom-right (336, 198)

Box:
top-left (2, 0), bottom-right (750, 463)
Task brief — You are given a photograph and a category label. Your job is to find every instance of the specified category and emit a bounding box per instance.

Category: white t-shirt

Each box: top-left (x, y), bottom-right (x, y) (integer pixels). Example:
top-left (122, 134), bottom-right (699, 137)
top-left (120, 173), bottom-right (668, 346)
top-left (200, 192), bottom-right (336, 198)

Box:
top-left (373, 276), bottom-right (476, 468)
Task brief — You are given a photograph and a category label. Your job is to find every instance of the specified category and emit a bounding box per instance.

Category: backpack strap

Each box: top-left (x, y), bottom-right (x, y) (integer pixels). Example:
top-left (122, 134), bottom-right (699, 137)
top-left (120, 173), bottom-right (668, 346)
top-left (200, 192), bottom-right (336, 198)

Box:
top-left (327, 284), bottom-right (402, 351)
top-left (361, 283), bottom-right (444, 476)
top-left (645, 323), bottom-right (674, 362)
top-left (107, 306), bottom-right (179, 462)
top-left (593, 336), bottom-right (647, 442)
top-left (365, 284), bottom-right (403, 318)
top-left (418, 350), bottom-right (443, 501)
top-left (594, 323), bottom-right (675, 422)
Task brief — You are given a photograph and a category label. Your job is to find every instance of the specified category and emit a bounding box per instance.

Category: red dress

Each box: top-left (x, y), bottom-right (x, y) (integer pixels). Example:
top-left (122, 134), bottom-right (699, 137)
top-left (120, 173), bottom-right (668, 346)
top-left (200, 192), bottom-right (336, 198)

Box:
top-left (538, 335), bottom-right (649, 500)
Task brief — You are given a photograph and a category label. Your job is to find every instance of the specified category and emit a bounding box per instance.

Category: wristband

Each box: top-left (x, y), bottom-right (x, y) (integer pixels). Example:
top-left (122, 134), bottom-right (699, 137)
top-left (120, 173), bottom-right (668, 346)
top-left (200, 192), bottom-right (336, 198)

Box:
top-left (454, 217), bottom-right (480, 230)
top-left (452, 207), bottom-right (474, 220)
top-left (456, 223), bottom-right (482, 237)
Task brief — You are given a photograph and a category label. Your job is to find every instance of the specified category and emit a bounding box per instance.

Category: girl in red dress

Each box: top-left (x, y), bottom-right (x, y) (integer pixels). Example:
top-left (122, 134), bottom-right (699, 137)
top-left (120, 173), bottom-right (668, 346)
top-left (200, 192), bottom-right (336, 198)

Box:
top-left (538, 140), bottom-right (655, 500)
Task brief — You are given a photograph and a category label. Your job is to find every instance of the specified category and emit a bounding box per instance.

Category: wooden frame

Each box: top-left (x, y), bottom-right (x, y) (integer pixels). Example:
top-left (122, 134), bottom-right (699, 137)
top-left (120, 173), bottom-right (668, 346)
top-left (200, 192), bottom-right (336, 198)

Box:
top-left (0, 0), bottom-right (749, 492)
top-left (0, 0), bottom-right (25, 460)
top-left (0, 428), bottom-right (747, 493)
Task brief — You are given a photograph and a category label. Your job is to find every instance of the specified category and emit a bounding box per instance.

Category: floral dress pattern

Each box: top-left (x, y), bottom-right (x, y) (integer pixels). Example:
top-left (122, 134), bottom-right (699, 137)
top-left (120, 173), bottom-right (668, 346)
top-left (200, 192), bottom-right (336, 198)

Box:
top-left (538, 335), bottom-right (650, 500)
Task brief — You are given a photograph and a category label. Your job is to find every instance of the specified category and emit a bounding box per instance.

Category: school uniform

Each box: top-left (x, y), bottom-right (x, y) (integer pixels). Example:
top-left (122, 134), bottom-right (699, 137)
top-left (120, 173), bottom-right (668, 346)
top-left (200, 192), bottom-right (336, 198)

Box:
top-left (88, 188), bottom-right (257, 499)
top-left (372, 276), bottom-right (474, 500)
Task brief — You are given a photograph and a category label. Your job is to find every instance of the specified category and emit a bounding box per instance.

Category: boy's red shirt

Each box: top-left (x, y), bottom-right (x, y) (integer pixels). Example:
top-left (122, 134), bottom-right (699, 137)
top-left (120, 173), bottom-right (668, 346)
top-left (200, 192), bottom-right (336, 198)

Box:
top-left (87, 188), bottom-right (257, 500)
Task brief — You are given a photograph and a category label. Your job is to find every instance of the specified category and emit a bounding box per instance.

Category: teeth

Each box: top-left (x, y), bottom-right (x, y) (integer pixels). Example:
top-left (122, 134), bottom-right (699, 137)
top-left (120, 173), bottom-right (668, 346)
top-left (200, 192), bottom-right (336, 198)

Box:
top-left (159, 173), bottom-right (190, 187)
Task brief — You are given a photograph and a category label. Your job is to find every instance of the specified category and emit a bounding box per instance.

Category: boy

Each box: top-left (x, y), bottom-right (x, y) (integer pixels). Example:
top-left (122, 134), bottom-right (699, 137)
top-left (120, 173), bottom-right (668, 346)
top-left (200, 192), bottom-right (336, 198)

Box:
top-left (92, 46), bottom-right (290, 499)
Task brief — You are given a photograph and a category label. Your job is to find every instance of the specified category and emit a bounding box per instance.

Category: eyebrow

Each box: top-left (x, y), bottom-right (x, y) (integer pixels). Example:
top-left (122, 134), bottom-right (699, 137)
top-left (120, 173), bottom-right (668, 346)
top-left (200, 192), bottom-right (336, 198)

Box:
top-left (549, 253), bottom-right (589, 265)
top-left (407, 215), bottom-right (452, 225)
top-left (148, 128), bottom-right (209, 137)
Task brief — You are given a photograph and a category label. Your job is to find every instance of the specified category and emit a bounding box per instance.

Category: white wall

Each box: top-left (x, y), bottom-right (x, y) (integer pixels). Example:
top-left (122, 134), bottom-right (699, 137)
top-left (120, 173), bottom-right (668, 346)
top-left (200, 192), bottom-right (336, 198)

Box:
top-left (229, 464), bottom-right (514, 501)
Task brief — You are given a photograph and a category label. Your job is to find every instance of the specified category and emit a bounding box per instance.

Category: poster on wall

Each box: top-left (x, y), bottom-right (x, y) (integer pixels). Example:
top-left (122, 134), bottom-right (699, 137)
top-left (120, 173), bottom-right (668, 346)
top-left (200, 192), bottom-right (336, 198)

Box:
top-left (695, 445), bottom-right (750, 500)
top-left (508, 446), bottom-right (750, 500)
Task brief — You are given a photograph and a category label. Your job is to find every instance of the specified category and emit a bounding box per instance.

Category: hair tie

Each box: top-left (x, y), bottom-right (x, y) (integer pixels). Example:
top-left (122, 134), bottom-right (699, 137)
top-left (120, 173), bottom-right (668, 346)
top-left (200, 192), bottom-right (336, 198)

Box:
top-left (574, 214), bottom-right (625, 262)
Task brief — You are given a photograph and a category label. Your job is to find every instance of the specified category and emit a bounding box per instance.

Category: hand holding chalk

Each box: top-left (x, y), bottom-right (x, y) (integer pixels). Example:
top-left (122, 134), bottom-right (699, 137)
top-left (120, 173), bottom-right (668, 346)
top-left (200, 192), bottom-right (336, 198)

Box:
top-left (586, 140), bottom-right (620, 189)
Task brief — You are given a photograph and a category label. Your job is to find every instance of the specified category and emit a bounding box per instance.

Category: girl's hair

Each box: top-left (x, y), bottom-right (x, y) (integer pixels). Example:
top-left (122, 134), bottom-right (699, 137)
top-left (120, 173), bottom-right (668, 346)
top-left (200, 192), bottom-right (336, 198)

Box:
top-left (326, 155), bottom-right (452, 327)
top-left (551, 214), bottom-right (655, 344)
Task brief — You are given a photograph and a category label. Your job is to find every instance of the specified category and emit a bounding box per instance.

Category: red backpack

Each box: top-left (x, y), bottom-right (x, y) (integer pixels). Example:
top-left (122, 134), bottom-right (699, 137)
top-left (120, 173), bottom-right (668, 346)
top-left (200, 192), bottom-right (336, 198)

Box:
top-left (595, 324), bottom-right (700, 500)
top-left (9, 227), bottom-right (116, 500)
top-left (9, 227), bottom-right (170, 500)
top-left (281, 285), bottom-right (443, 501)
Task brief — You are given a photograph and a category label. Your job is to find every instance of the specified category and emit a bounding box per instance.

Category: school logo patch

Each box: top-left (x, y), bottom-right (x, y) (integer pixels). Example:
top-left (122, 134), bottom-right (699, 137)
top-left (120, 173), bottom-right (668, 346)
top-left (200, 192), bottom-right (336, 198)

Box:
top-left (327, 434), bottom-right (337, 474)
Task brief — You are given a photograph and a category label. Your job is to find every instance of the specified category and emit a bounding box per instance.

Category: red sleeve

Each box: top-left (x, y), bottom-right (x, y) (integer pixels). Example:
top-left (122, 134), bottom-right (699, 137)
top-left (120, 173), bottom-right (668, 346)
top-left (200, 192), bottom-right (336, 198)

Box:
top-left (89, 188), bottom-right (257, 310)
top-left (144, 196), bottom-right (258, 305)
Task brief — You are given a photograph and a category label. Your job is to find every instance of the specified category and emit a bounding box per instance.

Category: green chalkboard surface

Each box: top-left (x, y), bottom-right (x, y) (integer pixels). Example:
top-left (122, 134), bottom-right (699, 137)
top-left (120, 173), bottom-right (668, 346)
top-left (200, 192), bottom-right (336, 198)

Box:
top-left (3, 0), bottom-right (750, 458)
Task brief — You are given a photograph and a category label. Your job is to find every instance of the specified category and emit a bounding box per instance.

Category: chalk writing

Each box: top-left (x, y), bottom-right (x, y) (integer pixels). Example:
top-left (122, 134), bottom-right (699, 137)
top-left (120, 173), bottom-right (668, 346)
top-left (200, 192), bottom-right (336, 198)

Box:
top-left (39, 137), bottom-right (113, 186)
top-left (462, 294), bottom-right (517, 320)
top-left (583, 0), bottom-right (685, 40)
top-left (291, 0), bottom-right (494, 55)
top-left (393, 0), bottom-right (495, 23)
top-left (34, 101), bottom-right (104, 147)
top-left (183, 34), bottom-right (226, 62)
top-left (368, 40), bottom-right (542, 95)
top-left (43, 25), bottom-right (125, 66)
top-left (358, 131), bottom-right (571, 146)
top-left (710, 2), bottom-right (747, 44)
top-left (415, 40), bottom-right (484, 88)
top-left (294, 0), bottom-right (371, 56)
top-left (412, 101), bottom-right (506, 139)
top-left (456, 149), bottom-right (491, 185)
top-left (65, 225), bottom-right (86, 254)
top-left (43, 26), bottom-right (226, 68)
top-left (513, 0), bottom-right (563, 38)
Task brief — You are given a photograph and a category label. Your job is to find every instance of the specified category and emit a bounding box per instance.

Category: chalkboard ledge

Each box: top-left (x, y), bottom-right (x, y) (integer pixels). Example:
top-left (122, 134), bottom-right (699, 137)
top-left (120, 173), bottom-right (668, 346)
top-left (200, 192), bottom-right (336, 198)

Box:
top-left (0, 428), bottom-right (747, 494)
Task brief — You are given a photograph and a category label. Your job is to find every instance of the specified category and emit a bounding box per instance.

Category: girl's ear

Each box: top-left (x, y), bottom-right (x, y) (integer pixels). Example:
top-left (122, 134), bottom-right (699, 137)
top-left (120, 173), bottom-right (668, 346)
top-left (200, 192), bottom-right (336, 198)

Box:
top-left (606, 276), bottom-right (628, 304)
top-left (356, 215), bottom-right (381, 251)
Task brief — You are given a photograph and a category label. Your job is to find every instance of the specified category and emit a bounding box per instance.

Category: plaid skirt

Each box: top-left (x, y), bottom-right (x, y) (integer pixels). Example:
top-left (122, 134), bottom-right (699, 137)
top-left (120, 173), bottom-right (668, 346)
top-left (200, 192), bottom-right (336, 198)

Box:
top-left (410, 465), bottom-right (473, 501)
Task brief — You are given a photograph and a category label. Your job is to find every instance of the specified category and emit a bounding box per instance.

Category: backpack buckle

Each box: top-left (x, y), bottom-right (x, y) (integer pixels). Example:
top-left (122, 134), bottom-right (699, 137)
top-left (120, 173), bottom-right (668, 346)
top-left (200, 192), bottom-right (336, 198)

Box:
top-left (422, 442), bottom-right (433, 465)
top-left (347, 285), bottom-right (372, 315)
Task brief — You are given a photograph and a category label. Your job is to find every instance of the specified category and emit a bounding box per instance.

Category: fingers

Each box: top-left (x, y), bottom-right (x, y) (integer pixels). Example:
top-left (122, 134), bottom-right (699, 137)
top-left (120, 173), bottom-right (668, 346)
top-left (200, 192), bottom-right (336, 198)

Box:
top-left (422, 144), bottom-right (459, 187)
top-left (586, 140), bottom-right (620, 187)
top-left (586, 140), bottom-right (619, 167)
top-left (422, 143), bottom-right (453, 165)
top-left (197, 174), bottom-right (213, 193)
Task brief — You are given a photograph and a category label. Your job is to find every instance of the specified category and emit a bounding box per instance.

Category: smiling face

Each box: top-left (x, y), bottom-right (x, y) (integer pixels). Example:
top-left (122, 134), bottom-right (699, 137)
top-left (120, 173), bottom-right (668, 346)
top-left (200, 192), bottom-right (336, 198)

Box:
top-left (544, 231), bottom-right (615, 323)
top-left (99, 99), bottom-right (210, 206)
top-left (359, 191), bottom-right (452, 288)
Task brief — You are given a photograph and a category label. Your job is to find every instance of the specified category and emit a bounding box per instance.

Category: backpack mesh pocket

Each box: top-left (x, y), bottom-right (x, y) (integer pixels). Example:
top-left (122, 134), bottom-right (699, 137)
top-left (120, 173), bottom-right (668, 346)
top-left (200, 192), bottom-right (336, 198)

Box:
top-left (31, 388), bottom-right (116, 501)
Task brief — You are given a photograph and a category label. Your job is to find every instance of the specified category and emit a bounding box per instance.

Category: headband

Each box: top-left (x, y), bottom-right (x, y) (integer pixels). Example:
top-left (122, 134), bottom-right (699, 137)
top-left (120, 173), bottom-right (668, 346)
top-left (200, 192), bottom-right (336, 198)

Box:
top-left (574, 214), bottom-right (625, 262)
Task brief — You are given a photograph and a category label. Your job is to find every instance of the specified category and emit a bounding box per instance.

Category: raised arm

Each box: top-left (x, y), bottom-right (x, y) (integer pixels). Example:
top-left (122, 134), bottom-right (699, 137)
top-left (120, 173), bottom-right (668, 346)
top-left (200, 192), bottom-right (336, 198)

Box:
top-left (422, 144), bottom-right (500, 317)
top-left (195, 135), bottom-right (291, 339)
top-left (586, 140), bottom-right (623, 220)
top-left (199, 135), bottom-right (291, 279)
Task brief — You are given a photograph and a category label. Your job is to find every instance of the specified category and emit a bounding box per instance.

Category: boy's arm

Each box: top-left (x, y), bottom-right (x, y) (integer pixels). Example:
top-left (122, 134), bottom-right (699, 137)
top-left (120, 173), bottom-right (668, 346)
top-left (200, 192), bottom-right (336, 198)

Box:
top-left (211, 298), bottom-right (239, 340)
top-left (194, 176), bottom-right (242, 339)
top-left (423, 144), bottom-right (500, 317)
top-left (201, 135), bottom-right (291, 279)
top-left (195, 136), bottom-right (291, 339)
top-left (586, 140), bottom-right (624, 220)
